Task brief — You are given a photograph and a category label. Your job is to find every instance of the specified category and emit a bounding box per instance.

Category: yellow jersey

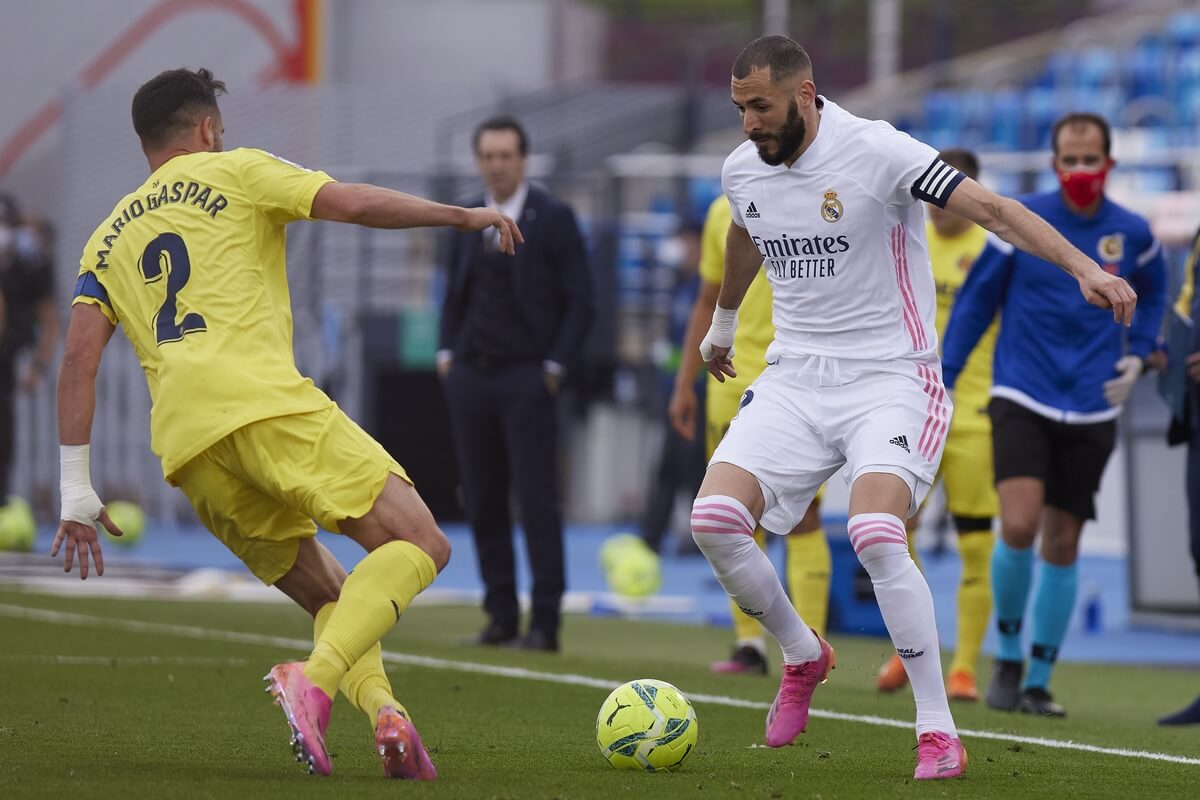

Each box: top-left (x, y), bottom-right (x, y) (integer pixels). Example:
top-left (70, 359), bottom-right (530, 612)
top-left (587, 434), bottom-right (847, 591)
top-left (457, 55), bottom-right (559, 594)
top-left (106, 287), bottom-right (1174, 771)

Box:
top-left (927, 221), bottom-right (996, 433)
top-left (698, 196), bottom-right (774, 398)
top-left (74, 148), bottom-right (336, 478)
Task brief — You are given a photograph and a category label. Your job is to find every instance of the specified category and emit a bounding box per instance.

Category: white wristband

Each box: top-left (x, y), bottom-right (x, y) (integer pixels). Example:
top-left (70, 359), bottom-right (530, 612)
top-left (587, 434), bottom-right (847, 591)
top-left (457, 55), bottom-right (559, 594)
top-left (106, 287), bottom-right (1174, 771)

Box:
top-left (700, 304), bottom-right (739, 363)
top-left (60, 444), bottom-right (103, 526)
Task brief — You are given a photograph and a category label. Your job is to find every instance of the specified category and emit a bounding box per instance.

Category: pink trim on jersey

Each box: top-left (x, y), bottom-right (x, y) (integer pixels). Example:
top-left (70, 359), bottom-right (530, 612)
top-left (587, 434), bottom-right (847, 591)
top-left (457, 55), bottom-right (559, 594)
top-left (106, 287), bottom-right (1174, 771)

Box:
top-left (917, 362), bottom-right (949, 461)
top-left (848, 519), bottom-right (908, 556)
top-left (691, 500), bottom-right (754, 535)
top-left (890, 224), bottom-right (928, 352)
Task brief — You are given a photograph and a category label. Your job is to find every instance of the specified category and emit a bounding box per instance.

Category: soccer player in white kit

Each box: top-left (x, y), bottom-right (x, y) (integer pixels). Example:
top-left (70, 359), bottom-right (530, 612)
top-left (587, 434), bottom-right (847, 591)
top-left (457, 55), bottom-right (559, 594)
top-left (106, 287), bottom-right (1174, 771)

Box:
top-left (692, 36), bottom-right (1137, 780)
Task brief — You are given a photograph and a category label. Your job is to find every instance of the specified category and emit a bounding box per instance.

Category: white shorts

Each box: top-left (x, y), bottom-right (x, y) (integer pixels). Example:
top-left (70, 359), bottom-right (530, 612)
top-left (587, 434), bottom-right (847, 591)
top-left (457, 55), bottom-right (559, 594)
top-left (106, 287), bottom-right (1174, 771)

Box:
top-left (709, 355), bottom-right (951, 534)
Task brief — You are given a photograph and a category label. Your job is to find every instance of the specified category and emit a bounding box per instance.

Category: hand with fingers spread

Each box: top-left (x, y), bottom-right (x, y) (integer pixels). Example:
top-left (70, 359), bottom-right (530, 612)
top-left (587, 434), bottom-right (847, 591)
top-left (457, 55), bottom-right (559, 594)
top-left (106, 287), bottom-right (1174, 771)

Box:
top-left (700, 304), bottom-right (739, 383)
top-left (1078, 267), bottom-right (1138, 326)
top-left (456, 208), bottom-right (524, 255)
top-left (53, 445), bottom-right (123, 579)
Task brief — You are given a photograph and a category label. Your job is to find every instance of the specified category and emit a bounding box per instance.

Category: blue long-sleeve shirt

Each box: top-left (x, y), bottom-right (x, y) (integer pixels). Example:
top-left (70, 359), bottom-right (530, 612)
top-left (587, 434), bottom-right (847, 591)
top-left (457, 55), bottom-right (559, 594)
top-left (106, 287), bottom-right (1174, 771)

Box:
top-left (941, 190), bottom-right (1168, 423)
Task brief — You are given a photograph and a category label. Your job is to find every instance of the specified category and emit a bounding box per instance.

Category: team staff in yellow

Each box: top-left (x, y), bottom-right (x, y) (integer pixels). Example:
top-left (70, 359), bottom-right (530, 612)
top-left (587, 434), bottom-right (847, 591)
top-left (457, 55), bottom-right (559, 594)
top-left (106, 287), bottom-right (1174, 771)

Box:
top-left (875, 149), bottom-right (998, 702)
top-left (54, 67), bottom-right (522, 779)
top-left (669, 195), bottom-right (831, 675)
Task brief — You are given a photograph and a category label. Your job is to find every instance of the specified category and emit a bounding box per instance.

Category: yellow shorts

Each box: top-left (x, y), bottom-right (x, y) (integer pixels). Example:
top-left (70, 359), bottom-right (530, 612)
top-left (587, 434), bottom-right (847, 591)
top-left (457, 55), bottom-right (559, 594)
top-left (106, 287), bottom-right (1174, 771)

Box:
top-left (938, 426), bottom-right (997, 520)
top-left (706, 380), bottom-right (824, 504)
top-left (173, 404), bottom-right (410, 585)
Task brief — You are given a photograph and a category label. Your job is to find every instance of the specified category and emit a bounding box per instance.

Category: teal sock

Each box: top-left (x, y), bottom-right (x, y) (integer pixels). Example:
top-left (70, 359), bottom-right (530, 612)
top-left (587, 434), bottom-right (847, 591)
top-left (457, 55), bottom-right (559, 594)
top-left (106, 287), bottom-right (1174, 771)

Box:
top-left (1025, 561), bottom-right (1078, 691)
top-left (991, 540), bottom-right (1034, 663)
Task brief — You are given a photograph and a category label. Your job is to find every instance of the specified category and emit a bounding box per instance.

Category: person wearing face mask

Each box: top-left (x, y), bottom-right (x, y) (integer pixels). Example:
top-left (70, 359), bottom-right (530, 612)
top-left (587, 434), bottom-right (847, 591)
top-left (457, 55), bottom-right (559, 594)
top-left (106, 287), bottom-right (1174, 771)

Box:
top-left (0, 194), bottom-right (57, 505)
top-left (941, 112), bottom-right (1168, 718)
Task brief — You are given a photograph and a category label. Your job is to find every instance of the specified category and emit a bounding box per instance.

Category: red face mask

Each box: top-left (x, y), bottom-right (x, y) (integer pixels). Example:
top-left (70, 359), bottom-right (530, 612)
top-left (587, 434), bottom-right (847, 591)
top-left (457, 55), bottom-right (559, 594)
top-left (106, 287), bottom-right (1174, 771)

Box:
top-left (1057, 163), bottom-right (1110, 209)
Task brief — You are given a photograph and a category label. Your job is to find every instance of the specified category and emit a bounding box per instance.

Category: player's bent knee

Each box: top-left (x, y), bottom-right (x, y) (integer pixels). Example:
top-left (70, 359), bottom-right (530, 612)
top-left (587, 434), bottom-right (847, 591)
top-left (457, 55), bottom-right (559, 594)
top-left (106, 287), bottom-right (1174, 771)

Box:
top-left (691, 493), bottom-right (757, 549)
top-left (1000, 512), bottom-right (1038, 547)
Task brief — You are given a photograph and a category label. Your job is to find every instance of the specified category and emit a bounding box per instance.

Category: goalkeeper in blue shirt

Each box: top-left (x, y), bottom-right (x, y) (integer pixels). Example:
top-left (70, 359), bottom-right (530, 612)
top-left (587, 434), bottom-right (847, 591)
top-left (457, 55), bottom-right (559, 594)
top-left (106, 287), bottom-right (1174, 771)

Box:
top-left (942, 112), bottom-right (1168, 717)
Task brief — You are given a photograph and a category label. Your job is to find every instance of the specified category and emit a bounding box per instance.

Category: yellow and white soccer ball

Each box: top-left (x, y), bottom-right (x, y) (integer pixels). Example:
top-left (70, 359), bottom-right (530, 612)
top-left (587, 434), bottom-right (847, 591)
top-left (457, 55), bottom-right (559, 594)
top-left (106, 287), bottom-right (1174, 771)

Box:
top-left (0, 496), bottom-right (36, 552)
top-left (596, 678), bottom-right (698, 772)
top-left (599, 533), bottom-right (661, 599)
top-left (103, 500), bottom-right (145, 546)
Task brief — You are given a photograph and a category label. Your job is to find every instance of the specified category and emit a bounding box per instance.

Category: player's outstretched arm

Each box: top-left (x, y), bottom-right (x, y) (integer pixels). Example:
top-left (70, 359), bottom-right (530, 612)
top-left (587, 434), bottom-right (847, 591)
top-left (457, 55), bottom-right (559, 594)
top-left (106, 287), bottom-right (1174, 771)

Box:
top-left (701, 223), bottom-right (762, 382)
top-left (944, 178), bottom-right (1137, 326)
top-left (53, 303), bottom-right (123, 579)
top-left (310, 182), bottom-right (523, 254)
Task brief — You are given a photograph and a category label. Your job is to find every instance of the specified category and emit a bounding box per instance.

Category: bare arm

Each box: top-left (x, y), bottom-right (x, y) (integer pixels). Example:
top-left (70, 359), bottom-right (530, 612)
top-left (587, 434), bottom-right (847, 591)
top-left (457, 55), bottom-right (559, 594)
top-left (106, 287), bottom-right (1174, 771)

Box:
top-left (668, 278), bottom-right (720, 439)
top-left (310, 182), bottom-right (523, 254)
top-left (700, 223), bottom-right (762, 382)
top-left (717, 222), bottom-right (766, 312)
top-left (53, 303), bottom-right (121, 579)
top-left (944, 178), bottom-right (1137, 325)
top-left (58, 303), bottom-right (113, 445)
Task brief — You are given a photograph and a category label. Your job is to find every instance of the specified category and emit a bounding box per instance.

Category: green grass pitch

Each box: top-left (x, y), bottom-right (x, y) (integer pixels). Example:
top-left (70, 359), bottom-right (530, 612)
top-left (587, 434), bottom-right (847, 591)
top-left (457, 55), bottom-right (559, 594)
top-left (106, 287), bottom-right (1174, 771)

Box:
top-left (0, 588), bottom-right (1196, 799)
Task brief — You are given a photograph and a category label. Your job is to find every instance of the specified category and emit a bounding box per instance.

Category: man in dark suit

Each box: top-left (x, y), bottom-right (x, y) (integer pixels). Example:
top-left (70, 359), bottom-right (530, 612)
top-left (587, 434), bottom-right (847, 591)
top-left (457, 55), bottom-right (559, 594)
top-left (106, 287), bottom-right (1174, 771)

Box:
top-left (438, 117), bottom-right (593, 652)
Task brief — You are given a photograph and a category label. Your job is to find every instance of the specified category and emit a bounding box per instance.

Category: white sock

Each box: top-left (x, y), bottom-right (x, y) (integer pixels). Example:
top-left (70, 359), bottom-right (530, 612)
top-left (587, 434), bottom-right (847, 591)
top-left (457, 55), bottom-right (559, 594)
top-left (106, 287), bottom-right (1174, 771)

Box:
top-left (849, 513), bottom-right (956, 737)
top-left (693, 496), bottom-right (820, 664)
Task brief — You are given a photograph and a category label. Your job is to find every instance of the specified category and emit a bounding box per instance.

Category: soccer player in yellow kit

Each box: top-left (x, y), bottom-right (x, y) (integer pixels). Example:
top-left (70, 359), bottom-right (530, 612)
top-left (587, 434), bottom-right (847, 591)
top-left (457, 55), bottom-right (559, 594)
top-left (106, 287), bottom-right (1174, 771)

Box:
top-left (52, 68), bottom-right (521, 780)
top-left (669, 195), bottom-right (831, 675)
top-left (876, 149), bottom-right (998, 701)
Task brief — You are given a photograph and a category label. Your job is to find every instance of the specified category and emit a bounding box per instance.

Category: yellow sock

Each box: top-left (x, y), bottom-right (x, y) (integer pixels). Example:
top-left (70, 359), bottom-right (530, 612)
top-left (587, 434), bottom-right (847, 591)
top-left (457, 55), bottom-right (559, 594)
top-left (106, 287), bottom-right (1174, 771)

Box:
top-left (729, 529), bottom-right (768, 648)
top-left (949, 531), bottom-right (994, 677)
top-left (304, 540), bottom-right (437, 698)
top-left (785, 528), bottom-right (831, 638)
top-left (314, 603), bottom-right (406, 726)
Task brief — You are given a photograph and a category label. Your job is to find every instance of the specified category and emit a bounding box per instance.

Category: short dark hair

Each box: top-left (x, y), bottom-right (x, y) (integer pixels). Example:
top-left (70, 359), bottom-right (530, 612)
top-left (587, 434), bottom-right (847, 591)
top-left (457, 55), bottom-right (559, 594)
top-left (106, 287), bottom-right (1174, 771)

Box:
top-left (132, 67), bottom-right (227, 149)
top-left (1051, 112), bottom-right (1111, 158)
top-left (473, 116), bottom-right (528, 156)
top-left (938, 148), bottom-right (980, 181)
top-left (732, 35), bottom-right (812, 83)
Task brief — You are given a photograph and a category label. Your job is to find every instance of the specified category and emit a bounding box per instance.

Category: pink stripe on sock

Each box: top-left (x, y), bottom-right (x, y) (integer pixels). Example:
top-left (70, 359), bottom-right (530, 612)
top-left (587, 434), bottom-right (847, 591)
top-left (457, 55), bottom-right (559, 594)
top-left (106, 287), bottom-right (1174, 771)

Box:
top-left (690, 511), bottom-right (753, 529)
top-left (852, 533), bottom-right (909, 554)
top-left (693, 501), bottom-right (753, 529)
top-left (849, 524), bottom-right (907, 544)
top-left (692, 525), bottom-right (753, 535)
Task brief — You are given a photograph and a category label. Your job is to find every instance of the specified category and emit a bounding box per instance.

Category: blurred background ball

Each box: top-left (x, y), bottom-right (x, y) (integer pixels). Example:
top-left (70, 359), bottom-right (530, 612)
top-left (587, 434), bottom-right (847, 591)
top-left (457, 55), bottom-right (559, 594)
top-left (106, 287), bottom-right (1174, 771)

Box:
top-left (0, 497), bottom-right (36, 552)
top-left (104, 501), bottom-right (145, 546)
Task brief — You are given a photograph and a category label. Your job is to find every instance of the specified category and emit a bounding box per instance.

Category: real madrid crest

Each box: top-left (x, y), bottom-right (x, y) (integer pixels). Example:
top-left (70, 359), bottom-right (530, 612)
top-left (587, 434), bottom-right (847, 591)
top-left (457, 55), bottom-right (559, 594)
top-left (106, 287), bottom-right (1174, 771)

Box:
top-left (1097, 233), bottom-right (1124, 263)
top-left (821, 189), bottom-right (843, 223)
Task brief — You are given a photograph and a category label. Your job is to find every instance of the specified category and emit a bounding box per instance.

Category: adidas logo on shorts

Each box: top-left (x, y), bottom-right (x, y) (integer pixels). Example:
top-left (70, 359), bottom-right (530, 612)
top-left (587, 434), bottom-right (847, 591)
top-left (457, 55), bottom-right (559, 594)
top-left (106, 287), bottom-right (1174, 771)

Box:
top-left (888, 434), bottom-right (910, 453)
top-left (744, 202), bottom-right (761, 218)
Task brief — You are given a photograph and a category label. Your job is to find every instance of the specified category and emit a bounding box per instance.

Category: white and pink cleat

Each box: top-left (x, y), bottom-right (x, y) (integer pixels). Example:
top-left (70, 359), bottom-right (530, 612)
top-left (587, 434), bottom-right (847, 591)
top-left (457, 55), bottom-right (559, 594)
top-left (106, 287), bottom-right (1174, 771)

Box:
top-left (375, 706), bottom-right (438, 780)
top-left (764, 632), bottom-right (836, 747)
top-left (913, 731), bottom-right (968, 779)
top-left (263, 662), bottom-right (333, 776)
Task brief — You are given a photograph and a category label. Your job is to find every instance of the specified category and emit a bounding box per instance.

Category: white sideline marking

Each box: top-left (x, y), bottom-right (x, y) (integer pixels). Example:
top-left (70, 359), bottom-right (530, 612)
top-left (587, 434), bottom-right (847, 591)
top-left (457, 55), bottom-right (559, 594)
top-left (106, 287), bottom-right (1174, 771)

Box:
top-left (2, 602), bottom-right (1197, 767)
top-left (0, 654), bottom-right (248, 667)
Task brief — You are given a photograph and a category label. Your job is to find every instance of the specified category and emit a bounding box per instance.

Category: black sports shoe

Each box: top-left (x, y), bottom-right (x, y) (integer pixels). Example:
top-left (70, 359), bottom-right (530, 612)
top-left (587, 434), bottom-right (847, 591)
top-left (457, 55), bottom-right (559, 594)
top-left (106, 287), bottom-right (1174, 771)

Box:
top-left (1158, 695), bottom-right (1200, 726)
top-left (985, 659), bottom-right (1024, 711)
top-left (1018, 687), bottom-right (1066, 717)
top-left (511, 629), bottom-right (559, 652)
top-left (467, 621), bottom-right (518, 647)
top-left (711, 645), bottom-right (769, 675)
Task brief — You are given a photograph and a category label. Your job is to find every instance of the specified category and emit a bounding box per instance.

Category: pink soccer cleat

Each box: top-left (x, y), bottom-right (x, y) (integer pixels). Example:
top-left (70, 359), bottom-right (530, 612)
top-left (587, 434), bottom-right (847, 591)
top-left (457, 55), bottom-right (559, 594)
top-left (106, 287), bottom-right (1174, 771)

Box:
top-left (764, 633), bottom-right (836, 747)
top-left (914, 731), bottom-right (968, 780)
top-left (263, 662), bottom-right (333, 776)
top-left (375, 706), bottom-right (438, 781)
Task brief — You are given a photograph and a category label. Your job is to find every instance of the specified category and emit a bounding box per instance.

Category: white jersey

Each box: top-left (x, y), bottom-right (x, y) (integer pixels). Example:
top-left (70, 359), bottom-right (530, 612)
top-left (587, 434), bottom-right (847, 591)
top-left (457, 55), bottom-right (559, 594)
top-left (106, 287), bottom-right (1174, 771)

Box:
top-left (722, 97), bottom-right (964, 362)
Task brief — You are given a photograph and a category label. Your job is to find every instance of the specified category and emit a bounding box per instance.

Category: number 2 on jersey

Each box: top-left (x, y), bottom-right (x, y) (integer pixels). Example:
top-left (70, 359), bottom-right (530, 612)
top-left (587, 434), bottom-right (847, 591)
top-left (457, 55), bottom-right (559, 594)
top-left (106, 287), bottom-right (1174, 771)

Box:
top-left (140, 233), bottom-right (206, 345)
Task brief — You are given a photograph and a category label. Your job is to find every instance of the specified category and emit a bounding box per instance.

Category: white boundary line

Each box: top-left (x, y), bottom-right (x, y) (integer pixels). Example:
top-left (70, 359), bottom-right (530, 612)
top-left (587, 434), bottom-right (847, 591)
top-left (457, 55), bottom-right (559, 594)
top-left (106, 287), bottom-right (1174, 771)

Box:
top-left (2, 602), bottom-right (1197, 767)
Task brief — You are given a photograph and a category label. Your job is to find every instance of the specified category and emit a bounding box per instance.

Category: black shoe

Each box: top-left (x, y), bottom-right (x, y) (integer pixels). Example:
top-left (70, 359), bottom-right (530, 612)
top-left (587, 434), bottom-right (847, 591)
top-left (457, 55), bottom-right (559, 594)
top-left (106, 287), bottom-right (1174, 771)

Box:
top-left (986, 659), bottom-right (1024, 711)
top-left (1018, 687), bottom-right (1067, 717)
top-left (1158, 695), bottom-right (1200, 726)
top-left (469, 621), bottom-right (518, 646)
top-left (511, 629), bottom-right (559, 652)
top-left (710, 645), bottom-right (769, 675)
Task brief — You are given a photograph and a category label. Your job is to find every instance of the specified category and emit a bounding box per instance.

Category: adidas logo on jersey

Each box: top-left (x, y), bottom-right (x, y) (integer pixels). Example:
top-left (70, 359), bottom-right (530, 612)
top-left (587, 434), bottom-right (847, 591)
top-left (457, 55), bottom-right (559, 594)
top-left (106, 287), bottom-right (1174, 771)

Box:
top-left (744, 202), bottom-right (761, 218)
top-left (889, 435), bottom-right (910, 453)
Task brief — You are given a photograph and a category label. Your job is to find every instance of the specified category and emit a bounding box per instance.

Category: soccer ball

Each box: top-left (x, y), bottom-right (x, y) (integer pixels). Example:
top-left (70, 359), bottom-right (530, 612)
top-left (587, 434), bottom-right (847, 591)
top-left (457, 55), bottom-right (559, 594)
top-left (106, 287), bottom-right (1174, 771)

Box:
top-left (596, 679), bottom-right (698, 772)
top-left (104, 501), bottom-right (145, 546)
top-left (0, 497), bottom-right (35, 552)
top-left (599, 533), bottom-right (661, 599)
